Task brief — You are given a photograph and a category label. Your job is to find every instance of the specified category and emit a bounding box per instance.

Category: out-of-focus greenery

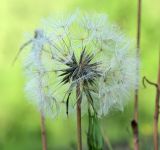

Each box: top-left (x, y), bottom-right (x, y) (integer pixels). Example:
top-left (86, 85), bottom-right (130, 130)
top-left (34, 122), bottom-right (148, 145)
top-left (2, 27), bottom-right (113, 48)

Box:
top-left (0, 0), bottom-right (160, 149)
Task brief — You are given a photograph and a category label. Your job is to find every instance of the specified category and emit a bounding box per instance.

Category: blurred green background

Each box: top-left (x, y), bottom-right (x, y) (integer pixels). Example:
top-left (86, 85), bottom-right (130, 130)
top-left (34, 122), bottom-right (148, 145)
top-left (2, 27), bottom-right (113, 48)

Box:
top-left (0, 0), bottom-right (160, 149)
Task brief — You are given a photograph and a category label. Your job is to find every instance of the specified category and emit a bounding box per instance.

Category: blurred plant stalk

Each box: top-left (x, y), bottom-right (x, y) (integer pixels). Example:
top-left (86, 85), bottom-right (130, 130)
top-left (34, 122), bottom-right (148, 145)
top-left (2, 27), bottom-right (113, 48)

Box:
top-left (40, 112), bottom-right (47, 150)
top-left (131, 0), bottom-right (141, 149)
top-left (142, 51), bottom-right (160, 150)
top-left (153, 51), bottom-right (160, 150)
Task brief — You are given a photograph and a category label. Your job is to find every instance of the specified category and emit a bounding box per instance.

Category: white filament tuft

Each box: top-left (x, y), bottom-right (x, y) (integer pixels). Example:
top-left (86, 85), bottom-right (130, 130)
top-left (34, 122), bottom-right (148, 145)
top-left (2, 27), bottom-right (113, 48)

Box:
top-left (21, 12), bottom-right (139, 118)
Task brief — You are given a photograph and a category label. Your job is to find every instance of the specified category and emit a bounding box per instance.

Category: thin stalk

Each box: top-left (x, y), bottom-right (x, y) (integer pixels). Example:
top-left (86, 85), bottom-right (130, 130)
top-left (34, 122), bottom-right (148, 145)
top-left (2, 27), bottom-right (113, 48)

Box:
top-left (131, 0), bottom-right (141, 149)
top-left (76, 83), bottom-right (82, 150)
top-left (40, 112), bottom-right (47, 150)
top-left (153, 51), bottom-right (160, 150)
top-left (142, 52), bottom-right (160, 150)
top-left (104, 135), bottom-right (113, 150)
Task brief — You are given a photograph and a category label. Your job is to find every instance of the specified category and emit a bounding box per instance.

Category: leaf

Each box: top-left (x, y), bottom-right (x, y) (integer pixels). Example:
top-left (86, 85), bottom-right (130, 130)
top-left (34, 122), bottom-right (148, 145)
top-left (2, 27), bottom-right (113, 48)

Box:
top-left (66, 93), bottom-right (71, 115)
top-left (87, 112), bottom-right (104, 150)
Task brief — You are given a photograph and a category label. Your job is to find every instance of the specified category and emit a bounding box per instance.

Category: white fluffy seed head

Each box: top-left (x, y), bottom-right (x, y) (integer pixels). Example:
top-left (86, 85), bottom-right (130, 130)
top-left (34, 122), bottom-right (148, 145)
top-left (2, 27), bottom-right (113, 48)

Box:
top-left (22, 12), bottom-right (139, 118)
top-left (23, 29), bottom-right (60, 118)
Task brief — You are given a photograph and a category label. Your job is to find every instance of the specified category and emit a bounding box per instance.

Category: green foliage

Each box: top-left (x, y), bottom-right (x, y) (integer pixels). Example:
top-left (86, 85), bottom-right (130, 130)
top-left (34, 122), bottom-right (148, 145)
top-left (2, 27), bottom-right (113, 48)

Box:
top-left (87, 111), bottom-right (104, 150)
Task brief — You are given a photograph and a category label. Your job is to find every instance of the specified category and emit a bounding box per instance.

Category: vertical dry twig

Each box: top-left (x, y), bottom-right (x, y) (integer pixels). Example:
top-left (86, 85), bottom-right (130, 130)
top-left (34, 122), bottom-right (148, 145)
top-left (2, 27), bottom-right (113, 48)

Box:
top-left (131, 0), bottom-right (141, 149)
top-left (76, 84), bottom-right (82, 150)
top-left (142, 50), bottom-right (160, 150)
top-left (153, 50), bottom-right (160, 150)
top-left (40, 112), bottom-right (47, 150)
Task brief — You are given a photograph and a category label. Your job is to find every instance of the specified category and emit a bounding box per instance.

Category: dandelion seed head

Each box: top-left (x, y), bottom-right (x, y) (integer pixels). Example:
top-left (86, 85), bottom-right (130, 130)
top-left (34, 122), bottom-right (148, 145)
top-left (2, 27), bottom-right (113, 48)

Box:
top-left (22, 11), bottom-right (139, 118)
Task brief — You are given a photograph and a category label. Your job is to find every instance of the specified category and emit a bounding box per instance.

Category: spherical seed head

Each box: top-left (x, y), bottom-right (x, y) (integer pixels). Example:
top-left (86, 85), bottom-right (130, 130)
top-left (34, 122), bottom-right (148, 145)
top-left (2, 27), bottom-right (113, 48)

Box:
top-left (22, 11), bottom-right (138, 118)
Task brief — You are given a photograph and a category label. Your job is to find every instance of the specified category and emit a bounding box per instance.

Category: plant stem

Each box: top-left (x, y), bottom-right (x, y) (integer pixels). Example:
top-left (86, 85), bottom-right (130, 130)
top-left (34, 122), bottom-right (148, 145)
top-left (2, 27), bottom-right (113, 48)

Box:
top-left (40, 112), bottom-right (47, 150)
top-left (137, 0), bottom-right (141, 51)
top-left (104, 135), bottom-right (113, 150)
top-left (131, 120), bottom-right (139, 150)
top-left (87, 108), bottom-right (104, 150)
top-left (131, 0), bottom-right (141, 149)
top-left (153, 51), bottom-right (160, 150)
top-left (76, 83), bottom-right (82, 150)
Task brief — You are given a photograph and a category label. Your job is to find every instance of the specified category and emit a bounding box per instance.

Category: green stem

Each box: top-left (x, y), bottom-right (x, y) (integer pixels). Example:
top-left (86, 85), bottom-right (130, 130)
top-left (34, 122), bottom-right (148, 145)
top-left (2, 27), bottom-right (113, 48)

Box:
top-left (87, 107), bottom-right (104, 150)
